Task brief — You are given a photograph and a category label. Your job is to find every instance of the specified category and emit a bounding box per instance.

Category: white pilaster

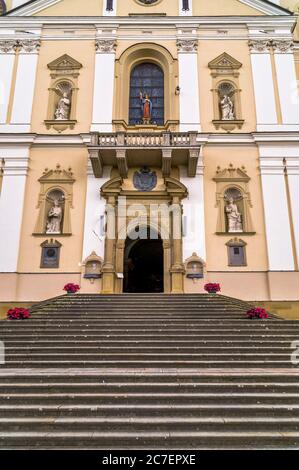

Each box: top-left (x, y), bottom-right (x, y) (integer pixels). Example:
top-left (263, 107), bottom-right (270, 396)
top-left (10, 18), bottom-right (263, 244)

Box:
top-left (249, 40), bottom-right (277, 131)
top-left (0, 41), bottom-right (16, 124)
top-left (177, 39), bottom-right (201, 132)
top-left (82, 164), bottom-right (111, 261)
top-left (273, 40), bottom-right (299, 126)
top-left (0, 148), bottom-right (29, 272)
top-left (285, 158), bottom-right (299, 265)
top-left (102, 0), bottom-right (117, 16)
top-left (179, 0), bottom-right (192, 16)
top-left (180, 159), bottom-right (206, 262)
top-left (91, 39), bottom-right (116, 133)
top-left (260, 156), bottom-right (294, 271)
top-left (10, 39), bottom-right (40, 132)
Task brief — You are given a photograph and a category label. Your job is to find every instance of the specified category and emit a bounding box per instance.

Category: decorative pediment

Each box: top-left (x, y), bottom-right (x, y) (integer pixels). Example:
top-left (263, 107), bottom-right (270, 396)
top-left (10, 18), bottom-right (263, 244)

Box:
top-left (39, 164), bottom-right (75, 185)
top-left (213, 164), bottom-right (250, 183)
top-left (226, 237), bottom-right (247, 247)
top-left (208, 53), bottom-right (242, 78)
top-left (47, 54), bottom-right (82, 73)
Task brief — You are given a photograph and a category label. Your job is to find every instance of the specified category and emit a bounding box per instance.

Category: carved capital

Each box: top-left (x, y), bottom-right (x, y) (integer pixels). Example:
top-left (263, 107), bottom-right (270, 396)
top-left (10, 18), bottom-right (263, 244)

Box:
top-left (0, 40), bottom-right (17, 53)
top-left (248, 40), bottom-right (271, 53)
top-left (272, 40), bottom-right (294, 53)
top-left (95, 39), bottom-right (117, 53)
top-left (18, 39), bottom-right (41, 53)
top-left (176, 39), bottom-right (198, 53)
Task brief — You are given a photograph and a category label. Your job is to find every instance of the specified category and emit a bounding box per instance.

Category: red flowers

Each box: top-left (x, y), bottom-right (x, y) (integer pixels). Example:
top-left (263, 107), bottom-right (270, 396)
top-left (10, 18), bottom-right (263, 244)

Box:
top-left (7, 307), bottom-right (30, 320)
top-left (247, 307), bottom-right (269, 319)
top-left (204, 283), bottom-right (221, 294)
top-left (63, 283), bottom-right (80, 294)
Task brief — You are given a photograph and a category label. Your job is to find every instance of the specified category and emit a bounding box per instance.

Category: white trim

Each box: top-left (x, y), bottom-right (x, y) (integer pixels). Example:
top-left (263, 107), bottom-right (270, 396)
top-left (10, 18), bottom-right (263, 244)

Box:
top-left (0, 54), bottom-right (15, 124)
top-left (91, 49), bottom-right (115, 133)
top-left (82, 165), bottom-right (111, 261)
top-left (9, 0), bottom-right (62, 16)
top-left (238, 0), bottom-right (289, 15)
top-left (0, 148), bottom-right (29, 273)
top-left (178, 50), bottom-right (201, 132)
top-left (250, 52), bottom-right (277, 126)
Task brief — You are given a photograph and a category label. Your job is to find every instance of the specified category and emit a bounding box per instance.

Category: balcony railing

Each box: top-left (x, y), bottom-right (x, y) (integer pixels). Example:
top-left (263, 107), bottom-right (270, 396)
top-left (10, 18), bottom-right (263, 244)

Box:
top-left (90, 131), bottom-right (199, 148)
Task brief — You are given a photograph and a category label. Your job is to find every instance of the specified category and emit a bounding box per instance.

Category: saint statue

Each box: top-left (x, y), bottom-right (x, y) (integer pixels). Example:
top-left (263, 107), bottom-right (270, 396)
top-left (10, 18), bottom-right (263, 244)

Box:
top-left (226, 197), bottom-right (243, 232)
top-left (54, 92), bottom-right (71, 120)
top-left (220, 95), bottom-right (235, 120)
top-left (46, 199), bottom-right (63, 234)
top-left (139, 92), bottom-right (153, 124)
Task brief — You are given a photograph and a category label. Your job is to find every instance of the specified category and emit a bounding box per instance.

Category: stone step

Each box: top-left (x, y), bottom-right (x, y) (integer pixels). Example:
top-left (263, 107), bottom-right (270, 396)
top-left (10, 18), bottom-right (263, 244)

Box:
top-left (1, 403), bottom-right (299, 418)
top-left (1, 416), bottom-right (299, 433)
top-left (0, 431), bottom-right (298, 449)
top-left (0, 392), bottom-right (299, 406)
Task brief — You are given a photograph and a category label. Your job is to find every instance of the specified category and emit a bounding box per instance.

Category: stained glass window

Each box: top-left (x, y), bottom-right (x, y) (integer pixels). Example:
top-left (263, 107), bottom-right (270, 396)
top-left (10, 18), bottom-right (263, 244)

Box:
top-left (129, 62), bottom-right (164, 126)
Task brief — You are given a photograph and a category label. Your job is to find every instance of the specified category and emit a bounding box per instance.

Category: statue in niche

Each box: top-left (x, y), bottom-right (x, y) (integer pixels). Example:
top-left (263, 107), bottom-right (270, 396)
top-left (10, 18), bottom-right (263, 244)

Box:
top-left (46, 199), bottom-right (63, 234)
top-left (54, 91), bottom-right (71, 120)
top-left (226, 197), bottom-right (243, 232)
top-left (220, 95), bottom-right (235, 120)
top-left (139, 92), bottom-right (153, 124)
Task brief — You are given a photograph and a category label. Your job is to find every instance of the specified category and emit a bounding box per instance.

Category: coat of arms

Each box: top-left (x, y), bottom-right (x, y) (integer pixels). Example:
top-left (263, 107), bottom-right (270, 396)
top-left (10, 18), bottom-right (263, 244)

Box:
top-left (133, 167), bottom-right (157, 192)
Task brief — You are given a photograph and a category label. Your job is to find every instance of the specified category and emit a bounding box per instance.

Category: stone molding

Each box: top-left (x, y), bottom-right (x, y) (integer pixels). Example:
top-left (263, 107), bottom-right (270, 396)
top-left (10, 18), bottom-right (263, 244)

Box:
top-left (249, 39), bottom-right (294, 54)
top-left (0, 39), bottom-right (41, 53)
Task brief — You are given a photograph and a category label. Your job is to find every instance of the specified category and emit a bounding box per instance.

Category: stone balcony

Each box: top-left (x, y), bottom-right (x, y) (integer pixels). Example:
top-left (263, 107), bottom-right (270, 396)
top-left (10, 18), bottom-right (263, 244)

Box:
top-left (87, 131), bottom-right (201, 178)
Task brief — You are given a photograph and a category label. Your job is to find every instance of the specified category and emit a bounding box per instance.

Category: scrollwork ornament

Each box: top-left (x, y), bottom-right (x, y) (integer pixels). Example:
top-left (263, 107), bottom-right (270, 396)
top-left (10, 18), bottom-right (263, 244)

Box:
top-left (248, 40), bottom-right (271, 53)
top-left (95, 39), bottom-right (117, 53)
top-left (272, 40), bottom-right (294, 53)
top-left (176, 39), bottom-right (198, 53)
top-left (18, 39), bottom-right (41, 53)
top-left (0, 40), bottom-right (17, 53)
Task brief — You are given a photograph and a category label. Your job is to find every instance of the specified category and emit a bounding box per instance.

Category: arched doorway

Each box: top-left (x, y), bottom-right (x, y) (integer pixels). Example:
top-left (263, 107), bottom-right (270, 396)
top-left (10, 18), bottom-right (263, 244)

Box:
top-left (124, 229), bottom-right (164, 293)
top-left (129, 62), bottom-right (164, 125)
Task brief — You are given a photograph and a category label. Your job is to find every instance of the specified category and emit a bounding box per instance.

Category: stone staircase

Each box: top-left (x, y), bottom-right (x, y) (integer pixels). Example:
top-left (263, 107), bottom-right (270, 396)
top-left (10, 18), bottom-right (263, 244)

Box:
top-left (0, 293), bottom-right (299, 449)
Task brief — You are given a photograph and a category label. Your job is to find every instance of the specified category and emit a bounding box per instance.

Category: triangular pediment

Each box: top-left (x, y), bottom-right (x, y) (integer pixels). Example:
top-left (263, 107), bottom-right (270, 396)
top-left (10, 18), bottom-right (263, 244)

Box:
top-left (213, 165), bottom-right (250, 183)
top-left (39, 164), bottom-right (75, 184)
top-left (48, 54), bottom-right (82, 72)
top-left (5, 0), bottom-right (291, 17)
top-left (208, 53), bottom-right (242, 72)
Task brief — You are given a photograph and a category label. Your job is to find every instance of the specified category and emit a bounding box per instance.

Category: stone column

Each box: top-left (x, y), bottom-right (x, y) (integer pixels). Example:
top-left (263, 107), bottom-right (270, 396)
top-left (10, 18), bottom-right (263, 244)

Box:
top-left (101, 195), bottom-right (116, 293)
top-left (0, 148), bottom-right (29, 272)
top-left (0, 40), bottom-right (17, 125)
top-left (249, 39), bottom-right (277, 131)
top-left (91, 39), bottom-right (116, 132)
top-left (273, 40), bottom-right (299, 127)
top-left (11, 39), bottom-right (41, 132)
top-left (170, 196), bottom-right (185, 293)
top-left (176, 39), bottom-right (201, 132)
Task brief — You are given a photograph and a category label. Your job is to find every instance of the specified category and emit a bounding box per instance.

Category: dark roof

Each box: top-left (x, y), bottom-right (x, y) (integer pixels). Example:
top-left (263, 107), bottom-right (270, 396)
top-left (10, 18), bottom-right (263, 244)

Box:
top-left (4, 0), bottom-right (292, 16)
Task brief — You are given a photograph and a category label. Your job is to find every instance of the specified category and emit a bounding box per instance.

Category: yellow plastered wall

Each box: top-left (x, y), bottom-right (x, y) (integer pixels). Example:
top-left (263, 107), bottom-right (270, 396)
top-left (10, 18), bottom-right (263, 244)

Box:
top-left (117, 0), bottom-right (178, 16)
top-left (34, 0), bottom-right (104, 16)
top-left (31, 39), bottom-right (95, 134)
top-left (193, 0), bottom-right (264, 16)
top-left (17, 147), bottom-right (89, 274)
top-left (203, 145), bottom-right (269, 271)
top-left (198, 40), bottom-right (257, 132)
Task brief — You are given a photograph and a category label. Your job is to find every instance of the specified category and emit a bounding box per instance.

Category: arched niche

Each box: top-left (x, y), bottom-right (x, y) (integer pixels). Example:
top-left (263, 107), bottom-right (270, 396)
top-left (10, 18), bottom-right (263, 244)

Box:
top-left (114, 43), bottom-right (179, 129)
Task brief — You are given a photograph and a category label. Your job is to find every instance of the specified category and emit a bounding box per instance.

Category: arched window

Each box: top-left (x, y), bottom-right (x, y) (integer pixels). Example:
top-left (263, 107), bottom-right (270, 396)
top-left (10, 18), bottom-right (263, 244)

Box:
top-left (129, 62), bottom-right (164, 126)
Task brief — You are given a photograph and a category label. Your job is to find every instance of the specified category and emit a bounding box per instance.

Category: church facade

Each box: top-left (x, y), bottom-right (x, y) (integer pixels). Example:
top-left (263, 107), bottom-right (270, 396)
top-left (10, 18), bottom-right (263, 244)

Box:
top-left (0, 0), bottom-right (299, 302)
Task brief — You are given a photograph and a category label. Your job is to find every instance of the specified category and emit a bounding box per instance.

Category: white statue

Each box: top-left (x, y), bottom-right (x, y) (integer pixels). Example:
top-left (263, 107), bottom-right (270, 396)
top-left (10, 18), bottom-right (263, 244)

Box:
top-left (226, 197), bottom-right (243, 232)
top-left (220, 95), bottom-right (235, 120)
top-left (54, 92), bottom-right (71, 120)
top-left (46, 199), bottom-right (62, 234)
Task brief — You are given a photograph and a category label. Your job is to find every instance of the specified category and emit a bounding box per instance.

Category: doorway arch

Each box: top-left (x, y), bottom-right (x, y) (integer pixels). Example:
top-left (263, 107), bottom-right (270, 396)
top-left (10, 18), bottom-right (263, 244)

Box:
top-left (124, 228), bottom-right (164, 293)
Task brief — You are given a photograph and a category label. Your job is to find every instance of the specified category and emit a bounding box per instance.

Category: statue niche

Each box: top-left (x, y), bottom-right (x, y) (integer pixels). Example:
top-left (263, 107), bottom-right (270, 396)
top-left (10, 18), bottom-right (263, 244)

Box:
top-left (218, 83), bottom-right (236, 121)
top-left (224, 188), bottom-right (243, 233)
top-left (54, 82), bottom-right (72, 121)
top-left (45, 189), bottom-right (65, 234)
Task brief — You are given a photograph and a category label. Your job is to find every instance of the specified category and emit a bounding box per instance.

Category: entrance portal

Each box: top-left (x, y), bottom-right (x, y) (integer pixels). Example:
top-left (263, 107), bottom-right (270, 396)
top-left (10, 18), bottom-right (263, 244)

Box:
top-left (124, 232), bottom-right (164, 293)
